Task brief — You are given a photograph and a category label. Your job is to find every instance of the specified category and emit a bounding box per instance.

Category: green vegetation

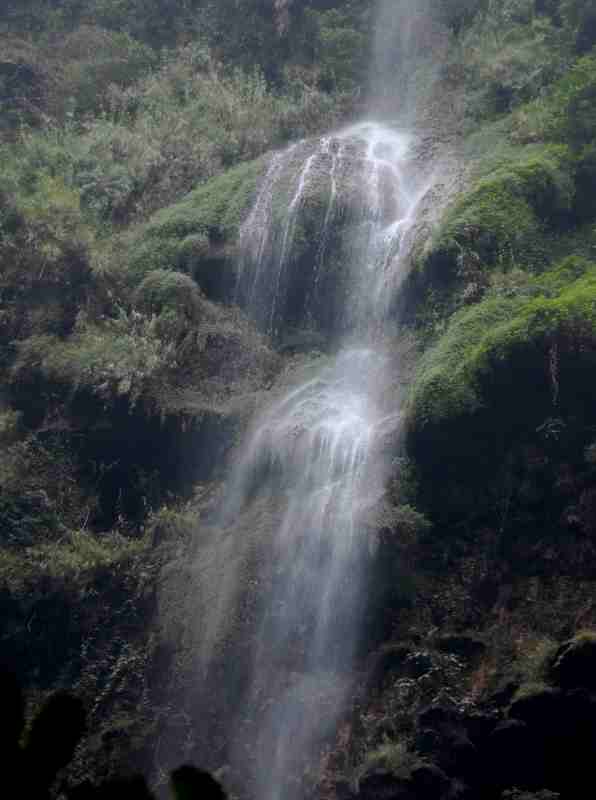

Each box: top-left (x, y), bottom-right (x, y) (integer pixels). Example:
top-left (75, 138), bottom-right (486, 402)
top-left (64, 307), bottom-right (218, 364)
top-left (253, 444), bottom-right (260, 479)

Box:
top-left (134, 270), bottom-right (202, 319)
top-left (409, 256), bottom-right (596, 429)
top-left (12, 317), bottom-right (175, 406)
top-left (512, 51), bottom-right (596, 146)
top-left (0, 529), bottom-right (148, 591)
top-left (420, 144), bottom-right (574, 298)
top-left (357, 740), bottom-right (419, 782)
top-left (128, 158), bottom-right (263, 282)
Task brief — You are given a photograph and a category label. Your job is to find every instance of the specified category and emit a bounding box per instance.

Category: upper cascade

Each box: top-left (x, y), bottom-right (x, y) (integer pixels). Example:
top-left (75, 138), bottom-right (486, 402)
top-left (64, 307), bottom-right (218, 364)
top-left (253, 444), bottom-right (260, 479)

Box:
top-left (236, 122), bottom-right (423, 340)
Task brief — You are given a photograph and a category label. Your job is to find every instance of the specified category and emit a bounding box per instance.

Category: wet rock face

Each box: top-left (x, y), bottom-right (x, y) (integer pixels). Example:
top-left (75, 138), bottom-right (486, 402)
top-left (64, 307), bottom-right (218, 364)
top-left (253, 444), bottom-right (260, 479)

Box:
top-left (236, 124), bottom-right (418, 339)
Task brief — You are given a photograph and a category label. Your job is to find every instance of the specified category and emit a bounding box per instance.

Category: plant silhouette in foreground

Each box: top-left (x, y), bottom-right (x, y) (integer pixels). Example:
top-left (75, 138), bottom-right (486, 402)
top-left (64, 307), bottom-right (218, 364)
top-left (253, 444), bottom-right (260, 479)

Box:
top-left (1, 668), bottom-right (226, 800)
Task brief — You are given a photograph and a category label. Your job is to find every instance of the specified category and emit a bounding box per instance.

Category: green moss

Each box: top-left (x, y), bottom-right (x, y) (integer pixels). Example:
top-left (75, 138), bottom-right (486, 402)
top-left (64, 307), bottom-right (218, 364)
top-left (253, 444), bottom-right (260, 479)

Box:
top-left (409, 256), bottom-right (596, 430)
top-left (128, 157), bottom-right (264, 282)
top-left (425, 144), bottom-right (574, 284)
top-left (409, 296), bottom-right (522, 427)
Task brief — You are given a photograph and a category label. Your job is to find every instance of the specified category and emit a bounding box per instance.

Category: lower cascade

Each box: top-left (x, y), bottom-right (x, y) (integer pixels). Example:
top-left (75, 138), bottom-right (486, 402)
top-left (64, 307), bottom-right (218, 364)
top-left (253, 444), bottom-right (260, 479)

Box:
top-left (193, 121), bottom-right (430, 800)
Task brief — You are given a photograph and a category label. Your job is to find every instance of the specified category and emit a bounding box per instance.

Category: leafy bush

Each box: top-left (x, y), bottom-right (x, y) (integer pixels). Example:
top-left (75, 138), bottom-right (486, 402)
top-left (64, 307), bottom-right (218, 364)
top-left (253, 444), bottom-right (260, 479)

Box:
top-left (11, 313), bottom-right (176, 406)
top-left (29, 528), bottom-right (148, 580)
top-left (53, 25), bottom-right (157, 115)
top-left (303, 7), bottom-right (369, 93)
top-left (561, 0), bottom-right (596, 52)
top-left (0, 432), bottom-right (98, 542)
top-left (134, 270), bottom-right (202, 320)
top-left (0, 162), bottom-right (95, 353)
top-left (357, 740), bottom-right (420, 783)
top-left (513, 51), bottom-right (596, 148)
top-left (445, 3), bottom-right (567, 120)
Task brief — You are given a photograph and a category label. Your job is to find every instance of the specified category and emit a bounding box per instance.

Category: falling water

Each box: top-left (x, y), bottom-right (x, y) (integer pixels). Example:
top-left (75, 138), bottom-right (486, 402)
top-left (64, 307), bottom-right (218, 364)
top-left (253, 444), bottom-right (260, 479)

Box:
top-left (212, 121), bottom-right (429, 800)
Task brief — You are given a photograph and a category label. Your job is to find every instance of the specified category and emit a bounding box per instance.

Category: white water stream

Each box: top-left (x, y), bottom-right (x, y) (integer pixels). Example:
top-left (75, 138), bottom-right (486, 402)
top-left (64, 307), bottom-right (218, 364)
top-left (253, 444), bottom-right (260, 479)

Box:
top-left (217, 121), bottom-right (428, 800)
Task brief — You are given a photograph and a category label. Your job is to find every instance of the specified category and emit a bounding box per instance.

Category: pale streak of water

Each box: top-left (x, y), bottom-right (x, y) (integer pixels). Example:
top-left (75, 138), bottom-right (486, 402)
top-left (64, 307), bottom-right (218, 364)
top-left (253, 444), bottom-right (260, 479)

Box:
top-left (236, 146), bottom-right (294, 312)
top-left (316, 137), bottom-right (342, 271)
top-left (269, 152), bottom-right (317, 333)
top-left (219, 122), bottom-right (423, 800)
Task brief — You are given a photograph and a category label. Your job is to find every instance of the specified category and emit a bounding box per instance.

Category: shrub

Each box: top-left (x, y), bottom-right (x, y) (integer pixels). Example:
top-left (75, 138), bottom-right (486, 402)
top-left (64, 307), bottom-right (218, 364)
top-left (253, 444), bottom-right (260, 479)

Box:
top-left (561, 0), bottom-right (596, 52)
top-left (134, 270), bottom-right (202, 320)
top-left (449, 6), bottom-right (567, 120)
top-left (0, 432), bottom-right (97, 542)
top-left (51, 25), bottom-right (157, 115)
top-left (304, 7), bottom-right (369, 93)
top-left (0, 159), bottom-right (94, 348)
top-left (11, 313), bottom-right (176, 406)
top-left (357, 740), bottom-right (419, 783)
top-left (513, 51), bottom-right (596, 148)
top-left (0, 38), bottom-right (61, 130)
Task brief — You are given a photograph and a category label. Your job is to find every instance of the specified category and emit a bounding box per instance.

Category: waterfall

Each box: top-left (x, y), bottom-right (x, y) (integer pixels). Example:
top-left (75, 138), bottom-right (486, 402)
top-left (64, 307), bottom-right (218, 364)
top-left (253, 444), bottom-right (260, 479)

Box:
top-left (205, 121), bottom-right (429, 800)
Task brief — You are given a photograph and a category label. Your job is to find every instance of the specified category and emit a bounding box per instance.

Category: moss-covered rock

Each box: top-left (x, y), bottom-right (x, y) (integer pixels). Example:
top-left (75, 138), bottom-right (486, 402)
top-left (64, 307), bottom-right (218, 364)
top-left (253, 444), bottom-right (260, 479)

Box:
top-left (407, 256), bottom-right (596, 518)
top-left (127, 157), bottom-right (265, 294)
top-left (410, 145), bottom-right (575, 309)
top-left (508, 684), bottom-right (563, 726)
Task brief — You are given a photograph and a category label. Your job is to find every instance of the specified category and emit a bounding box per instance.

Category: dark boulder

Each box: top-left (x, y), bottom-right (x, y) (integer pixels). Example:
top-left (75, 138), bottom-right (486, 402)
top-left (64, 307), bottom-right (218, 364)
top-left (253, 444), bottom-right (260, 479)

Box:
top-left (335, 778), bottom-right (357, 800)
top-left (449, 733), bottom-right (478, 781)
top-left (559, 687), bottom-right (596, 733)
top-left (550, 632), bottom-right (596, 690)
top-left (446, 781), bottom-right (475, 800)
top-left (484, 719), bottom-right (543, 790)
top-left (357, 763), bottom-right (451, 800)
top-left (410, 763), bottom-right (450, 798)
top-left (414, 707), bottom-right (478, 784)
top-left (460, 710), bottom-right (499, 745)
top-left (418, 702), bottom-right (460, 729)
top-left (414, 728), bottom-right (444, 758)
top-left (357, 768), bottom-right (413, 800)
top-left (508, 686), bottom-right (564, 727)
top-left (487, 681), bottom-right (520, 709)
